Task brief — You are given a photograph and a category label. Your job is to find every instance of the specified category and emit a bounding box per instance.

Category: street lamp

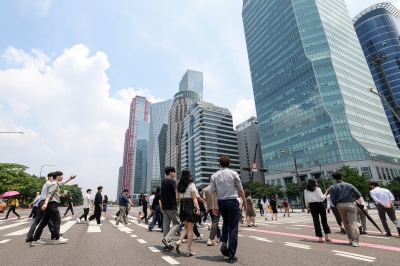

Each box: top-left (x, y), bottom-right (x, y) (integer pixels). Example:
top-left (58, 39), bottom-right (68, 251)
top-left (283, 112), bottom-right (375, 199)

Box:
top-left (281, 149), bottom-right (305, 212)
top-left (0, 132), bottom-right (24, 134)
top-left (40, 165), bottom-right (55, 178)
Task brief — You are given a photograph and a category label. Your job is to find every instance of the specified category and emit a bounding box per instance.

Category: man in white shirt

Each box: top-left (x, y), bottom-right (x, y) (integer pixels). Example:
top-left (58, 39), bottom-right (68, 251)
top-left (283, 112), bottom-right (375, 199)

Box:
top-left (369, 181), bottom-right (400, 236)
top-left (28, 192), bottom-right (40, 219)
top-left (77, 189), bottom-right (93, 224)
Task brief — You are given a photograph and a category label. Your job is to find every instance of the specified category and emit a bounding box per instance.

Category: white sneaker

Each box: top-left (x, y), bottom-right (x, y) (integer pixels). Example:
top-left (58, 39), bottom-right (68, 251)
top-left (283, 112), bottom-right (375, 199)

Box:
top-left (76, 218), bottom-right (80, 224)
top-left (98, 224), bottom-right (102, 226)
top-left (196, 234), bottom-right (203, 240)
top-left (86, 220), bottom-right (89, 226)
top-left (30, 240), bottom-right (46, 246)
top-left (55, 237), bottom-right (68, 244)
top-left (182, 239), bottom-right (188, 243)
top-left (114, 224), bottom-right (119, 228)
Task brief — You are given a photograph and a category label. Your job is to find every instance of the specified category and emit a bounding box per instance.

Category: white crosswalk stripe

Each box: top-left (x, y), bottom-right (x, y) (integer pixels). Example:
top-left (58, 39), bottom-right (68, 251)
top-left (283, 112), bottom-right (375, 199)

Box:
top-left (332, 250), bottom-right (376, 262)
top-left (87, 221), bottom-right (101, 233)
top-left (0, 239), bottom-right (11, 243)
top-left (5, 226), bottom-right (30, 236)
top-left (162, 256), bottom-right (180, 265)
top-left (0, 222), bottom-right (29, 231)
top-left (284, 242), bottom-right (311, 249)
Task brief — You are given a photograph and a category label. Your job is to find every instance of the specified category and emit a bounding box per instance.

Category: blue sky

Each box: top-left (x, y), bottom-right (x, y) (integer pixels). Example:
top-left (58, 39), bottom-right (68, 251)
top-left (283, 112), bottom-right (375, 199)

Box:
top-left (0, 0), bottom-right (395, 199)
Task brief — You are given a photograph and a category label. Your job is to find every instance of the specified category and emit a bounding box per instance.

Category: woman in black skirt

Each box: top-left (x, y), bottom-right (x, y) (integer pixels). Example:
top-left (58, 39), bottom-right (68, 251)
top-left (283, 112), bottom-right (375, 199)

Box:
top-left (175, 169), bottom-right (200, 257)
top-left (270, 196), bottom-right (278, 221)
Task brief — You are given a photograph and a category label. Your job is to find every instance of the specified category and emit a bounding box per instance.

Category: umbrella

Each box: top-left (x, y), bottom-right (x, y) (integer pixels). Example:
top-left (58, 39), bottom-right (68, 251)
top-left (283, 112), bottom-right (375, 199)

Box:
top-left (354, 200), bottom-right (383, 234)
top-left (0, 191), bottom-right (20, 198)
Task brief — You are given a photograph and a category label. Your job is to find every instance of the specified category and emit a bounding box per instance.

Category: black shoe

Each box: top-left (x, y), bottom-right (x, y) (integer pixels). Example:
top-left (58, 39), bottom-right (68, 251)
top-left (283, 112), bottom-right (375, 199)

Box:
top-left (162, 238), bottom-right (173, 250)
top-left (148, 226), bottom-right (152, 232)
top-left (386, 232), bottom-right (392, 236)
top-left (397, 228), bottom-right (400, 237)
top-left (359, 227), bottom-right (363, 234)
top-left (340, 229), bottom-right (346, 235)
top-left (228, 256), bottom-right (238, 264)
top-left (220, 242), bottom-right (228, 257)
top-left (26, 237), bottom-right (33, 242)
top-left (360, 231), bottom-right (367, 235)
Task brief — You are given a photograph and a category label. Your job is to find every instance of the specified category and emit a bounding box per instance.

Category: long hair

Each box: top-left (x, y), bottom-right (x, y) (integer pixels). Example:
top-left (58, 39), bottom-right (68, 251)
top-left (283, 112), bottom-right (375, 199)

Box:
top-left (245, 190), bottom-right (251, 197)
top-left (306, 179), bottom-right (317, 191)
top-left (104, 195), bottom-right (108, 200)
top-left (177, 169), bottom-right (193, 194)
top-left (263, 195), bottom-right (267, 202)
top-left (155, 186), bottom-right (161, 196)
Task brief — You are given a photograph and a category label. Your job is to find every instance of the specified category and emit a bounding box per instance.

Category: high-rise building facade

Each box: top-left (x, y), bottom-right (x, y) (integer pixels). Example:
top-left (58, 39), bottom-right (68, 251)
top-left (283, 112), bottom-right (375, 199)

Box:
top-left (120, 96), bottom-right (151, 197)
top-left (166, 91), bottom-right (200, 179)
top-left (236, 117), bottom-right (264, 183)
top-left (117, 166), bottom-right (122, 200)
top-left (242, 0), bottom-right (400, 186)
top-left (181, 102), bottom-right (240, 187)
top-left (147, 99), bottom-right (173, 193)
top-left (179, 70), bottom-right (204, 101)
top-left (353, 3), bottom-right (400, 149)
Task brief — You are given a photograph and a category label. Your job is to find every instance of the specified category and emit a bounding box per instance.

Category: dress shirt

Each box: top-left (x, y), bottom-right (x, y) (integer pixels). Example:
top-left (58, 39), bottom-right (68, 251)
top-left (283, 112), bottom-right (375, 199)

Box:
top-left (329, 181), bottom-right (361, 206)
top-left (370, 187), bottom-right (394, 206)
top-left (39, 180), bottom-right (66, 201)
top-left (210, 168), bottom-right (243, 200)
top-left (204, 185), bottom-right (218, 209)
top-left (32, 196), bottom-right (41, 207)
top-left (148, 195), bottom-right (155, 206)
top-left (46, 181), bottom-right (60, 203)
top-left (119, 194), bottom-right (129, 207)
top-left (355, 196), bottom-right (367, 210)
top-left (304, 187), bottom-right (326, 208)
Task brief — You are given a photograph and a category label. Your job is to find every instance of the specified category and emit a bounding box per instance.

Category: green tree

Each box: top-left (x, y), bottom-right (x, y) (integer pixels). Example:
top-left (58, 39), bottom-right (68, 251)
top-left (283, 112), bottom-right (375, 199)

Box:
top-left (338, 165), bottom-right (370, 197)
top-left (59, 184), bottom-right (83, 206)
top-left (242, 182), bottom-right (283, 199)
top-left (383, 177), bottom-right (400, 200)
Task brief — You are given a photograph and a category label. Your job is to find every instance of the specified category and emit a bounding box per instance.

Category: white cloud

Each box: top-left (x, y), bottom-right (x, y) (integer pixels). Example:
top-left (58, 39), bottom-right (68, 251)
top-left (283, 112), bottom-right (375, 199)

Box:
top-left (231, 98), bottom-right (257, 127)
top-left (0, 45), bottom-right (160, 199)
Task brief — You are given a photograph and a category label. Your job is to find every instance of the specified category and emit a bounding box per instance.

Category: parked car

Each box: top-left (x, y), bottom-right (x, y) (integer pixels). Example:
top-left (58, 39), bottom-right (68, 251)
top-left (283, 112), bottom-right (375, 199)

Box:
top-left (0, 199), bottom-right (6, 213)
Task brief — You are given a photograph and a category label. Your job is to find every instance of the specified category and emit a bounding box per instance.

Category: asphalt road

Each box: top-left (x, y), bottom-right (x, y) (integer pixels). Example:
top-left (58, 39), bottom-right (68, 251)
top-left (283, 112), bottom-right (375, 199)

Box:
top-left (1, 206), bottom-right (400, 266)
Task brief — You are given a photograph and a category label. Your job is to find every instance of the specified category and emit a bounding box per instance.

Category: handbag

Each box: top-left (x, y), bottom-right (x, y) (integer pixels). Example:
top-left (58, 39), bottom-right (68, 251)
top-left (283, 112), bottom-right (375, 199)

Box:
top-left (268, 205), bottom-right (272, 211)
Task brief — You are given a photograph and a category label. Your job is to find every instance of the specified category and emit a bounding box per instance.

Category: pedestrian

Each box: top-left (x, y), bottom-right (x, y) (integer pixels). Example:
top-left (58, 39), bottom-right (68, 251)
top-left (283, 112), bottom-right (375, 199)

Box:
top-left (140, 194), bottom-right (148, 224)
top-left (258, 198), bottom-right (264, 217)
top-left (160, 166), bottom-right (180, 251)
top-left (26, 172), bottom-right (75, 242)
top-left (175, 169), bottom-right (201, 256)
top-left (270, 196), bottom-right (278, 221)
top-left (245, 190), bottom-right (257, 227)
top-left (355, 196), bottom-right (368, 235)
top-left (282, 199), bottom-right (290, 217)
top-left (115, 194), bottom-right (134, 219)
top-left (369, 181), bottom-right (400, 237)
top-left (304, 179), bottom-right (332, 243)
top-left (260, 196), bottom-right (269, 220)
top-left (114, 189), bottom-right (131, 227)
top-left (63, 196), bottom-right (74, 216)
top-left (237, 196), bottom-right (245, 225)
top-left (77, 189), bottom-right (93, 224)
top-left (88, 186), bottom-right (103, 225)
top-left (31, 171), bottom-right (69, 245)
top-left (329, 172), bottom-right (362, 247)
top-left (5, 196), bottom-right (20, 219)
top-left (137, 193), bottom-right (143, 222)
top-left (197, 188), bottom-right (207, 227)
top-left (28, 192), bottom-right (40, 219)
top-left (326, 194), bottom-right (346, 234)
top-left (210, 156), bottom-right (247, 264)
top-left (102, 195), bottom-right (108, 219)
top-left (148, 186), bottom-right (162, 231)
top-left (204, 179), bottom-right (221, 246)
top-left (146, 192), bottom-right (155, 223)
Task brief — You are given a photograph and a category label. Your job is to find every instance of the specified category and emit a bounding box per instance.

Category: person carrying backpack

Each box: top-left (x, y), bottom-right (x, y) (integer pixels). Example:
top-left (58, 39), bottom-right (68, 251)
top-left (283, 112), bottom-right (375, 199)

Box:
top-left (5, 196), bottom-right (20, 219)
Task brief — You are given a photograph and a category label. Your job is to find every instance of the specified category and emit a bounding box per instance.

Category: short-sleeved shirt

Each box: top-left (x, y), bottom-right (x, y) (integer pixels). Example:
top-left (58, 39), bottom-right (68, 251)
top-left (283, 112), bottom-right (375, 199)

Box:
top-left (210, 168), bottom-right (243, 200)
top-left (179, 183), bottom-right (197, 198)
top-left (282, 201), bottom-right (289, 207)
top-left (161, 178), bottom-right (177, 210)
top-left (152, 194), bottom-right (160, 209)
top-left (119, 194), bottom-right (128, 207)
top-left (148, 195), bottom-right (155, 206)
top-left (83, 194), bottom-right (91, 208)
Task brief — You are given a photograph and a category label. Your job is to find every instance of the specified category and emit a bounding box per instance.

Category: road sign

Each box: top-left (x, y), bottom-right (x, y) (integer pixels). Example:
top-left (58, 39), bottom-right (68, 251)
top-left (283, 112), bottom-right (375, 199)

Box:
top-left (252, 162), bottom-right (258, 172)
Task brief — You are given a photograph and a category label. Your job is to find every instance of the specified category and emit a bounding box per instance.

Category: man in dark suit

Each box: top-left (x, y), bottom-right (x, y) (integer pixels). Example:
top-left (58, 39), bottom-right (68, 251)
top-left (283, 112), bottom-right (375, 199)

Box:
top-left (88, 186), bottom-right (103, 225)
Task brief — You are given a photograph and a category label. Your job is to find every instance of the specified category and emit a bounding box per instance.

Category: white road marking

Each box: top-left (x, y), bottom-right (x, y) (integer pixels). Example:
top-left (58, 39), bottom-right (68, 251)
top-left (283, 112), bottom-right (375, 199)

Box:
top-left (5, 226), bottom-right (30, 236)
top-left (137, 239), bottom-right (147, 243)
top-left (364, 235), bottom-right (390, 240)
top-left (249, 236), bottom-right (273, 242)
top-left (109, 220), bottom-right (133, 233)
top-left (238, 234), bottom-right (244, 237)
top-left (332, 250), bottom-right (375, 262)
top-left (162, 256), bottom-right (180, 265)
top-left (0, 222), bottom-right (29, 231)
top-left (131, 235), bottom-right (137, 237)
top-left (60, 221), bottom-right (77, 234)
top-left (284, 242), bottom-right (311, 250)
top-left (147, 246), bottom-right (160, 252)
top-left (0, 239), bottom-right (11, 243)
top-left (87, 221), bottom-right (101, 233)
top-left (62, 216), bottom-right (73, 221)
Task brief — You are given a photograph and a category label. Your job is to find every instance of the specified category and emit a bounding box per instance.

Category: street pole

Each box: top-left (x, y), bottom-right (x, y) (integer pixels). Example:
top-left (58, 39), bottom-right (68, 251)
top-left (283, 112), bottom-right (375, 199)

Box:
top-left (40, 165), bottom-right (55, 178)
top-left (319, 164), bottom-right (327, 191)
top-left (250, 143), bottom-right (258, 182)
top-left (292, 153), bottom-right (305, 212)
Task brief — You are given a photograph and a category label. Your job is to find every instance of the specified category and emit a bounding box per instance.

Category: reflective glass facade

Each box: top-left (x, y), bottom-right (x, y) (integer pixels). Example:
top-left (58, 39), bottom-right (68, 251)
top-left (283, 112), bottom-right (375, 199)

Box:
top-left (147, 99), bottom-right (173, 193)
top-left (353, 3), bottom-right (400, 149)
top-left (242, 0), bottom-right (400, 176)
top-left (179, 70), bottom-right (204, 101)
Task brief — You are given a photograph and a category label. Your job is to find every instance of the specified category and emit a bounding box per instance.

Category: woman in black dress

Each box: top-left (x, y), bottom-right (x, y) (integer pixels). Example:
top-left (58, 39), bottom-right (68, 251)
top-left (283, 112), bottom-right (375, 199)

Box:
top-left (175, 169), bottom-right (200, 257)
top-left (270, 196), bottom-right (278, 221)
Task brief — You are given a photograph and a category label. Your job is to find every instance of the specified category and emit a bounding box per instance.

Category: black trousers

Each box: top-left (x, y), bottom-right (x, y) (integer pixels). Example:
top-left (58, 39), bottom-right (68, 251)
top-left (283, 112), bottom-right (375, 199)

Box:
top-left (33, 202), bottom-right (61, 241)
top-left (79, 208), bottom-right (89, 221)
top-left (309, 202), bottom-right (331, 237)
top-left (5, 206), bottom-right (19, 218)
top-left (27, 200), bottom-right (55, 239)
top-left (330, 206), bottom-right (342, 227)
top-left (141, 208), bottom-right (148, 220)
top-left (29, 206), bottom-right (38, 218)
top-left (89, 205), bottom-right (101, 224)
top-left (64, 206), bottom-right (74, 215)
top-left (259, 205), bottom-right (264, 216)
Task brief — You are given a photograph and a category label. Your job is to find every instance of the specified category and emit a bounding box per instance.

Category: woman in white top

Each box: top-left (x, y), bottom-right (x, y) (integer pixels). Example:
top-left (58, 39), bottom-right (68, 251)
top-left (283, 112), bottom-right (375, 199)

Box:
top-left (304, 179), bottom-right (331, 243)
top-left (260, 196), bottom-right (270, 220)
top-left (175, 169), bottom-right (200, 257)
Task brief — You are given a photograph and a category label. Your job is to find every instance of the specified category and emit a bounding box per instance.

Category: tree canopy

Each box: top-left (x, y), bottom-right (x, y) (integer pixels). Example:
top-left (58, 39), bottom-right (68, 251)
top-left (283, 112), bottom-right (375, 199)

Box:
top-left (338, 165), bottom-right (370, 197)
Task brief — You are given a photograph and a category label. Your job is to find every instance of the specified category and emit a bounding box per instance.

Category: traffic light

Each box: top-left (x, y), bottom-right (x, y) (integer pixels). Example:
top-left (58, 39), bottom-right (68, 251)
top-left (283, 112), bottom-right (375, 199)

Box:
top-left (259, 168), bottom-right (268, 172)
top-left (242, 167), bottom-right (251, 171)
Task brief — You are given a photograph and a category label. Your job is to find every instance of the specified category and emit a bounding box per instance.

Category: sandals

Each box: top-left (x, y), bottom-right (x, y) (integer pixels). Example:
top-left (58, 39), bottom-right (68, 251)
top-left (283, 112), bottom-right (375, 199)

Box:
top-left (252, 224), bottom-right (258, 227)
top-left (175, 240), bottom-right (182, 254)
top-left (325, 238), bottom-right (332, 242)
top-left (186, 250), bottom-right (196, 257)
top-left (318, 238), bottom-right (325, 243)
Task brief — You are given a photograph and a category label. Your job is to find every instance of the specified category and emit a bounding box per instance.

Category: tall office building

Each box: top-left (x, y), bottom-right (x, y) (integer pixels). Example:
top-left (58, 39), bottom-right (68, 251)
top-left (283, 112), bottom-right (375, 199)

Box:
top-left (117, 166), bottom-right (122, 199)
top-left (179, 70), bottom-right (204, 101)
top-left (147, 99), bottom-right (173, 193)
top-left (353, 3), bottom-right (400, 149)
top-left (120, 96), bottom-right (151, 197)
top-left (242, 0), bottom-right (400, 186)
top-left (236, 117), bottom-right (264, 183)
top-left (165, 90), bottom-right (201, 180)
top-left (181, 102), bottom-right (240, 187)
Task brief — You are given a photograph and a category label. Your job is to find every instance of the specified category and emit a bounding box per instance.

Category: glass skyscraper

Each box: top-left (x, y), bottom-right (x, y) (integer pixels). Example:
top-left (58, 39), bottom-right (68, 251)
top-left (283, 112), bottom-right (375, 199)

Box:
top-left (147, 99), bottom-right (173, 193)
top-left (179, 70), bottom-right (204, 101)
top-left (242, 0), bottom-right (400, 184)
top-left (353, 3), bottom-right (400, 149)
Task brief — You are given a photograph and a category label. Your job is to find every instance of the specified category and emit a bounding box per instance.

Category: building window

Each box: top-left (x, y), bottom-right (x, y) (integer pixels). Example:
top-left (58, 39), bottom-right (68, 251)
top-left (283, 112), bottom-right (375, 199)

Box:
top-left (271, 179), bottom-right (276, 186)
top-left (376, 167), bottom-right (383, 179)
top-left (381, 167), bottom-right (387, 180)
top-left (277, 178), bottom-right (282, 186)
top-left (361, 166), bottom-right (372, 179)
top-left (385, 168), bottom-right (392, 180)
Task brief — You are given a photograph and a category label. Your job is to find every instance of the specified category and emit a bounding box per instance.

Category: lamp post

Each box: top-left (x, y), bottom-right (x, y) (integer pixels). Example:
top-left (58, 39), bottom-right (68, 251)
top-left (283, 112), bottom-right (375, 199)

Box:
top-left (40, 165), bottom-right (55, 178)
top-left (281, 149), bottom-right (305, 212)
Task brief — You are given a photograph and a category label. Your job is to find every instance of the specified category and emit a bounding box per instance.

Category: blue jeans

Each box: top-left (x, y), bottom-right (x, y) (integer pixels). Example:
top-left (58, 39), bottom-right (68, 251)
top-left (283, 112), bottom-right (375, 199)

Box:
top-left (218, 199), bottom-right (239, 257)
top-left (149, 205), bottom-right (162, 229)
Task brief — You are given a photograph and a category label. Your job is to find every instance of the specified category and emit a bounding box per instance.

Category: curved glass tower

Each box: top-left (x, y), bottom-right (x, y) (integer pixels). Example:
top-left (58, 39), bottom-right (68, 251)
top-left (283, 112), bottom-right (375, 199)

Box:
top-left (353, 2), bottom-right (400, 149)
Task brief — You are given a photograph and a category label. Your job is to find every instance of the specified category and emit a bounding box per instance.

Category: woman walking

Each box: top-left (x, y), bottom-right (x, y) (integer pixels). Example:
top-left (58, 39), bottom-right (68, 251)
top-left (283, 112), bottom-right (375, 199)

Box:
top-left (140, 195), bottom-right (148, 224)
top-left (175, 169), bottom-right (200, 257)
top-left (261, 196), bottom-right (269, 220)
top-left (148, 186), bottom-right (163, 231)
top-left (304, 179), bottom-right (331, 243)
top-left (102, 195), bottom-right (108, 219)
top-left (270, 196), bottom-right (278, 221)
top-left (245, 191), bottom-right (257, 227)
top-left (5, 196), bottom-right (20, 219)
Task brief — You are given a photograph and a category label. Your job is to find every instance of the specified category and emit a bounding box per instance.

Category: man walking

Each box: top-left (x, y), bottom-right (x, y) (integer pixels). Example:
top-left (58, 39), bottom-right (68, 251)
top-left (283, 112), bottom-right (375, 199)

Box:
top-left (329, 172), bottom-right (362, 247)
top-left (160, 166), bottom-right (179, 250)
top-left (28, 192), bottom-right (40, 219)
top-left (369, 181), bottom-right (400, 236)
top-left (31, 171), bottom-right (69, 245)
top-left (282, 199), bottom-right (290, 217)
top-left (77, 189), bottom-right (93, 224)
top-left (64, 196), bottom-right (74, 216)
top-left (204, 179), bottom-right (221, 246)
top-left (211, 156), bottom-right (247, 264)
top-left (88, 186), bottom-right (103, 225)
top-left (114, 189), bottom-right (131, 227)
